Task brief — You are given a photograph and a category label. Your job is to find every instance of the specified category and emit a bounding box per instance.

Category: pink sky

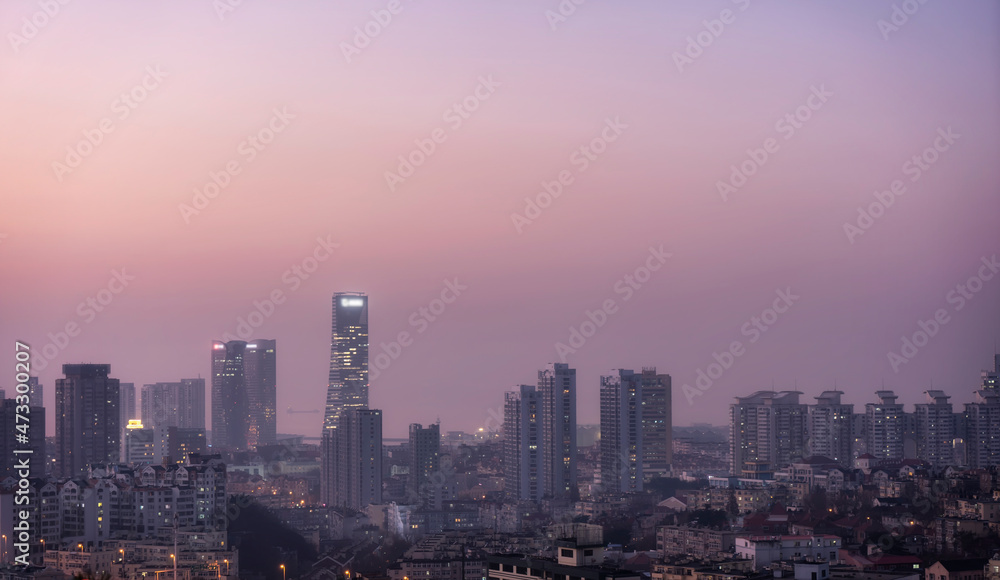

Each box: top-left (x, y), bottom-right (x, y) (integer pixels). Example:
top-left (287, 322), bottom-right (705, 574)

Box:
top-left (1, 1), bottom-right (998, 438)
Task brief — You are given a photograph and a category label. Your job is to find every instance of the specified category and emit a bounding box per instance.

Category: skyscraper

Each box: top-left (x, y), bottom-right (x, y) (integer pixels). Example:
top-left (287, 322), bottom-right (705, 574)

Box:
top-left (211, 341), bottom-right (249, 450)
top-left (599, 368), bottom-right (673, 493)
top-left (538, 363), bottom-right (577, 501)
top-left (324, 292), bottom-right (368, 431)
top-left (141, 379), bottom-right (206, 430)
top-left (245, 340), bottom-right (277, 447)
top-left (914, 390), bottom-right (955, 467)
top-left (865, 390), bottom-right (904, 461)
top-left (322, 292), bottom-right (369, 506)
top-left (55, 364), bottom-right (121, 477)
top-left (211, 340), bottom-right (273, 451)
top-left (730, 391), bottom-right (807, 476)
top-left (808, 391), bottom-right (853, 465)
top-left (503, 385), bottom-right (543, 501)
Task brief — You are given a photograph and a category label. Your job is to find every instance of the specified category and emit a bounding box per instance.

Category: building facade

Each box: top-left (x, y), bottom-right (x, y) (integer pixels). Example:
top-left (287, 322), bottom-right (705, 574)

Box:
top-left (503, 385), bottom-right (543, 501)
top-left (730, 391), bottom-right (807, 475)
top-left (55, 364), bottom-right (121, 478)
top-left (807, 391), bottom-right (853, 465)
top-left (324, 292), bottom-right (369, 431)
top-left (865, 390), bottom-right (904, 462)
top-left (915, 390), bottom-right (956, 467)
top-left (539, 363), bottom-right (578, 501)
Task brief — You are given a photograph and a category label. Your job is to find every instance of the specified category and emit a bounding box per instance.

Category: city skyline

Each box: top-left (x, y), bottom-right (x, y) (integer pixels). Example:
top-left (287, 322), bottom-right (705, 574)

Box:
top-left (2, 2), bottom-right (998, 441)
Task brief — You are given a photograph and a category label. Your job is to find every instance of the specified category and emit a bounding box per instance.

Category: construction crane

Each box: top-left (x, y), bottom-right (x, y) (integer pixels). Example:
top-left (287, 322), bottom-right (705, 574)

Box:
top-left (286, 407), bottom-right (321, 414)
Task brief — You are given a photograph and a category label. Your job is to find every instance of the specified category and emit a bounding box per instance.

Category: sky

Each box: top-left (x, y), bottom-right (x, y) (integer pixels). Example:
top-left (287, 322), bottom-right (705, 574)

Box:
top-left (1, 1), bottom-right (998, 439)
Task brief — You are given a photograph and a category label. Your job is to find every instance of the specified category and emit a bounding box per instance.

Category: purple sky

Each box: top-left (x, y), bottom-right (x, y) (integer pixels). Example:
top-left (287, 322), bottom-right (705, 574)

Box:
top-left (1, 1), bottom-right (998, 439)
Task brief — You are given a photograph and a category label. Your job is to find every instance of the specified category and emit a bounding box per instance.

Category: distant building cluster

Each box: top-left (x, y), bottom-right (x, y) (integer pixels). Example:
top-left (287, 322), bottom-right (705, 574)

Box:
top-left (730, 355), bottom-right (1000, 476)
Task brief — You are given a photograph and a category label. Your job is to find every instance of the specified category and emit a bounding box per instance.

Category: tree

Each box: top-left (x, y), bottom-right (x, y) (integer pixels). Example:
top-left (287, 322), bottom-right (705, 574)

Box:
top-left (726, 489), bottom-right (739, 516)
top-left (72, 569), bottom-right (111, 580)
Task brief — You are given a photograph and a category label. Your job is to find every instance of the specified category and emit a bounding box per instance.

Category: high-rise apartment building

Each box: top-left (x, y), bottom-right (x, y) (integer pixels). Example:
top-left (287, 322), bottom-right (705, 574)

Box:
top-left (865, 390), bottom-right (904, 461)
top-left (503, 385), bottom-right (543, 501)
top-left (982, 354), bottom-right (1000, 390)
top-left (245, 341), bottom-right (277, 447)
top-left (808, 391), bottom-right (853, 465)
top-left (123, 420), bottom-right (156, 464)
top-left (914, 390), bottom-right (955, 467)
top-left (55, 364), bottom-right (121, 477)
top-left (966, 388), bottom-right (1000, 468)
top-left (0, 398), bottom-right (46, 477)
top-left (503, 364), bottom-right (580, 502)
top-left (600, 371), bottom-right (643, 493)
top-left (539, 363), bottom-right (577, 501)
top-left (730, 391), bottom-right (807, 476)
top-left (154, 426), bottom-right (208, 464)
top-left (27, 377), bottom-right (42, 407)
top-left (141, 379), bottom-right (206, 430)
top-left (120, 382), bottom-right (136, 425)
top-left (599, 368), bottom-right (673, 492)
top-left (408, 423), bottom-right (441, 504)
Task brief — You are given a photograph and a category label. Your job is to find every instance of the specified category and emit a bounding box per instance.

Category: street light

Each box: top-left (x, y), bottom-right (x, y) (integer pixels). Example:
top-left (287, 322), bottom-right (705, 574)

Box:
top-left (78, 543), bottom-right (84, 553)
top-left (224, 559), bottom-right (229, 576)
top-left (280, 564), bottom-right (286, 580)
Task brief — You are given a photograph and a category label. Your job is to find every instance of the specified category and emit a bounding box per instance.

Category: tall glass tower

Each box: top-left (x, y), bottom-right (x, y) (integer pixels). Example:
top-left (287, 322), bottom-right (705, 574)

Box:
top-left (324, 292), bottom-right (369, 430)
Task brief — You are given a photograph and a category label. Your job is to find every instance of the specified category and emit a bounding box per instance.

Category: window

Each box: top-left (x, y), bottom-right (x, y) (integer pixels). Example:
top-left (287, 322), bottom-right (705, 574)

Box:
top-left (561, 549), bottom-right (573, 558)
top-left (584, 549), bottom-right (593, 556)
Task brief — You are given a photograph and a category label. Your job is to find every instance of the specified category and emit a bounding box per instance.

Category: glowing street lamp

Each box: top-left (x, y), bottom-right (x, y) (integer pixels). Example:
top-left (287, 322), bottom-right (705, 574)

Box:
top-left (280, 564), bottom-right (286, 580)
